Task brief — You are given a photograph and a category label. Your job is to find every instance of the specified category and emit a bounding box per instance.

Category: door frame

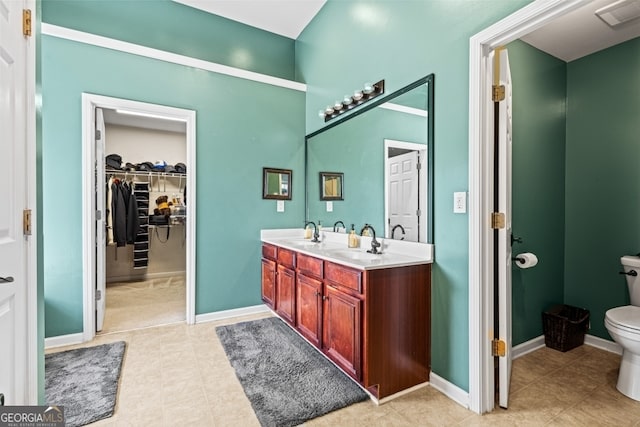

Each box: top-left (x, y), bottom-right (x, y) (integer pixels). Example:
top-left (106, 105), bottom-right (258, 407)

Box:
top-left (467, 0), bottom-right (587, 414)
top-left (25, 0), bottom-right (37, 404)
top-left (81, 94), bottom-right (197, 342)
top-left (383, 139), bottom-right (427, 242)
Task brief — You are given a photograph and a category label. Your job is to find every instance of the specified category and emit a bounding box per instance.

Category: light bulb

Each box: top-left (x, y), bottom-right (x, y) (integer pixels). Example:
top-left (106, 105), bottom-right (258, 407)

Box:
top-left (325, 106), bottom-right (334, 114)
top-left (353, 91), bottom-right (363, 101)
top-left (343, 95), bottom-right (353, 106)
top-left (363, 82), bottom-right (373, 94)
top-left (334, 101), bottom-right (343, 110)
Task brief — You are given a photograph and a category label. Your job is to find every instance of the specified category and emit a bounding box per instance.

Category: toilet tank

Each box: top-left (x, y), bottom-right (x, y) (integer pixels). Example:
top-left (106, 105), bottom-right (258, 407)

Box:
top-left (621, 256), bottom-right (640, 306)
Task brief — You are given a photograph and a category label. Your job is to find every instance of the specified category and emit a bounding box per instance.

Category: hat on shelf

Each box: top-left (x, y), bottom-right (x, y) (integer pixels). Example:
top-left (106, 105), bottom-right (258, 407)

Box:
top-left (164, 164), bottom-right (176, 173)
top-left (175, 163), bottom-right (187, 174)
top-left (136, 162), bottom-right (155, 171)
top-left (106, 154), bottom-right (122, 170)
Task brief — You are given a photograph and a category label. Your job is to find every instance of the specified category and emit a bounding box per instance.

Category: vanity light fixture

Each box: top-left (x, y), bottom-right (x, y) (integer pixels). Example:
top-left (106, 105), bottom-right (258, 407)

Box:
top-left (318, 80), bottom-right (385, 122)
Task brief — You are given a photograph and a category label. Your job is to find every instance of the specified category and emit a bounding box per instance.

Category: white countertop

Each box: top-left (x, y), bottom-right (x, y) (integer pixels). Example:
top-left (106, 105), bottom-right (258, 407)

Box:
top-left (260, 228), bottom-right (433, 270)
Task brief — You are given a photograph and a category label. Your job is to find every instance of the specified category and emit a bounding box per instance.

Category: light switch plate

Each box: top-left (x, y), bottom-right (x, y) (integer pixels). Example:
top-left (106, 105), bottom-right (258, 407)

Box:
top-left (326, 201), bottom-right (333, 212)
top-left (277, 200), bottom-right (284, 212)
top-left (453, 192), bottom-right (466, 213)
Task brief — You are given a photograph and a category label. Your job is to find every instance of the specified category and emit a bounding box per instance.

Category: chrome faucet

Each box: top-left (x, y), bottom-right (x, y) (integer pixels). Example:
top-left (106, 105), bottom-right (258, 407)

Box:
top-left (362, 224), bottom-right (381, 254)
top-left (333, 220), bottom-right (345, 232)
top-left (391, 224), bottom-right (405, 240)
top-left (305, 221), bottom-right (320, 243)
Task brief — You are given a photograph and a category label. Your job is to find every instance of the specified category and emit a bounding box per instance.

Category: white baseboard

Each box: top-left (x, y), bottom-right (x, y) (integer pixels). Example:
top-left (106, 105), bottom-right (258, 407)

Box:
top-left (195, 304), bottom-right (270, 324)
top-left (45, 332), bottom-right (84, 350)
top-left (585, 333), bottom-right (622, 355)
top-left (512, 335), bottom-right (546, 359)
top-left (429, 372), bottom-right (469, 409)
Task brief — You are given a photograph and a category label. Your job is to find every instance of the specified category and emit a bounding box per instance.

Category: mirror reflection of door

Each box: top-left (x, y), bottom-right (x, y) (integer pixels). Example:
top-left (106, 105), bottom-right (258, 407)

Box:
top-left (384, 139), bottom-right (427, 242)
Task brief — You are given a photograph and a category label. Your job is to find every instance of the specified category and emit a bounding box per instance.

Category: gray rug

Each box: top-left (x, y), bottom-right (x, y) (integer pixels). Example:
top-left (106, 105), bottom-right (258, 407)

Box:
top-left (216, 317), bottom-right (368, 427)
top-left (45, 341), bottom-right (126, 427)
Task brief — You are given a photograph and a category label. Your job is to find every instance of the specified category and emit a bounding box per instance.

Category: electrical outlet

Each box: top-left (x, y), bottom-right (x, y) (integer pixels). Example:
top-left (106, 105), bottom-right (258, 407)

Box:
top-left (277, 200), bottom-right (285, 212)
top-left (326, 201), bottom-right (333, 212)
top-left (453, 192), bottom-right (466, 213)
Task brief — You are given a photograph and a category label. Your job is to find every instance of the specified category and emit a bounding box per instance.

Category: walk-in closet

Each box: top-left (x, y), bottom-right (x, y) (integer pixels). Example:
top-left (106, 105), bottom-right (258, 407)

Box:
top-left (98, 108), bottom-right (188, 334)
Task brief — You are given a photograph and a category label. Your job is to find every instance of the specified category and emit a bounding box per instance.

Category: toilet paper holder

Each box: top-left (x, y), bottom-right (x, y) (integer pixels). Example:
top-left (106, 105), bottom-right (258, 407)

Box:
top-left (512, 256), bottom-right (525, 264)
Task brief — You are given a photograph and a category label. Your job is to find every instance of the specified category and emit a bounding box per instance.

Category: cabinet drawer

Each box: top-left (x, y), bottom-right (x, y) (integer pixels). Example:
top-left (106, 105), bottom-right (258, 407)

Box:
top-left (277, 247), bottom-right (296, 269)
top-left (262, 243), bottom-right (277, 261)
top-left (297, 253), bottom-right (323, 279)
top-left (325, 262), bottom-right (362, 294)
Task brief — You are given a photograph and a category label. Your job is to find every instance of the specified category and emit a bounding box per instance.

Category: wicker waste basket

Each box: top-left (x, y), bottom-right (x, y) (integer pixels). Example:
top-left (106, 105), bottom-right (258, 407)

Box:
top-left (542, 304), bottom-right (590, 352)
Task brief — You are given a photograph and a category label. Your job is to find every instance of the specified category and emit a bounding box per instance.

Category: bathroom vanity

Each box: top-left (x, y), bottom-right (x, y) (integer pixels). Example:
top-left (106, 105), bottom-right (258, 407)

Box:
top-left (261, 229), bottom-right (433, 401)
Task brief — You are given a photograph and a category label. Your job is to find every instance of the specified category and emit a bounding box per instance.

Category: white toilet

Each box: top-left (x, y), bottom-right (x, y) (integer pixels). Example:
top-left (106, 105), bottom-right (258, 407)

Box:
top-left (605, 255), bottom-right (640, 401)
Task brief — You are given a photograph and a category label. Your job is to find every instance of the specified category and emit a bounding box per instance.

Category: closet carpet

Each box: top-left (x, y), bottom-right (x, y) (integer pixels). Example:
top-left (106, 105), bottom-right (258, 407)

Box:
top-left (100, 275), bottom-right (185, 334)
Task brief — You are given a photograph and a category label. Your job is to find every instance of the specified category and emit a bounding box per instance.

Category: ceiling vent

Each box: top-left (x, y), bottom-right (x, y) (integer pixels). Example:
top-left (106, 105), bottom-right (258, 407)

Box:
top-left (596, 0), bottom-right (640, 27)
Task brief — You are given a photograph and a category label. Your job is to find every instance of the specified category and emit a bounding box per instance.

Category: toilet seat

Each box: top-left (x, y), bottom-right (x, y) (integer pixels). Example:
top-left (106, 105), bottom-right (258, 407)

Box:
top-left (605, 306), bottom-right (640, 333)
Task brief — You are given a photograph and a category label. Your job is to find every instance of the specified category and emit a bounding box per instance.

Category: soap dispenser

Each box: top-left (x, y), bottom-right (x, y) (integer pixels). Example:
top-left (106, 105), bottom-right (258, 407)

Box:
top-left (304, 223), bottom-right (312, 239)
top-left (348, 224), bottom-right (359, 248)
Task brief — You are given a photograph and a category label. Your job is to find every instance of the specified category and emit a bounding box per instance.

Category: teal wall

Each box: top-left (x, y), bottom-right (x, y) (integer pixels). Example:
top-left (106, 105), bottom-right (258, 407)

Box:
top-left (41, 35), bottom-right (305, 336)
top-left (564, 37), bottom-right (640, 338)
top-left (507, 40), bottom-right (567, 345)
top-left (307, 107), bottom-right (427, 234)
top-left (296, 0), bottom-right (530, 391)
top-left (42, 0), bottom-right (297, 81)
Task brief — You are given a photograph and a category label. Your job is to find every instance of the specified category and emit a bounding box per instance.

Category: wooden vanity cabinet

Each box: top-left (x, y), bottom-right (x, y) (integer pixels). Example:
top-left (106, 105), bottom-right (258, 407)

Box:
top-left (323, 283), bottom-right (362, 380)
top-left (295, 253), bottom-right (324, 347)
top-left (275, 248), bottom-right (296, 326)
top-left (263, 242), bottom-right (431, 400)
top-left (260, 244), bottom-right (277, 310)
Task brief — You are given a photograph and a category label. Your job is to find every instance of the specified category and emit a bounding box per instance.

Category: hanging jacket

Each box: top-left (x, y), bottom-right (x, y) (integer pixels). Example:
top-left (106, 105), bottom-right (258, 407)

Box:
top-left (111, 180), bottom-right (127, 247)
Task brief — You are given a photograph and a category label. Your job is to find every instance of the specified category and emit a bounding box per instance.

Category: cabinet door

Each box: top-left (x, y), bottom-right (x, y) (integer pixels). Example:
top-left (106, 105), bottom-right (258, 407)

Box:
top-left (261, 258), bottom-right (276, 309)
top-left (276, 265), bottom-right (296, 325)
top-left (323, 285), bottom-right (362, 380)
top-left (296, 273), bottom-right (323, 347)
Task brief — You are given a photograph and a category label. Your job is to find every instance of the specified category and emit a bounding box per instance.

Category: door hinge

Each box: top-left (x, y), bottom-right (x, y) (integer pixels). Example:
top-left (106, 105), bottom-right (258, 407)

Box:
top-left (22, 9), bottom-right (32, 37)
top-left (492, 84), bottom-right (505, 102)
top-left (492, 339), bottom-right (506, 357)
top-left (417, 161), bottom-right (422, 170)
top-left (416, 209), bottom-right (421, 217)
top-left (96, 210), bottom-right (102, 221)
top-left (23, 209), bottom-right (32, 235)
top-left (96, 290), bottom-right (102, 301)
top-left (96, 129), bottom-right (102, 140)
top-left (491, 212), bottom-right (505, 229)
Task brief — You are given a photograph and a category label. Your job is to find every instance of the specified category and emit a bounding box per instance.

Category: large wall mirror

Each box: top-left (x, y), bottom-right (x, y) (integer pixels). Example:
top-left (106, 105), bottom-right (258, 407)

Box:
top-left (305, 74), bottom-right (434, 243)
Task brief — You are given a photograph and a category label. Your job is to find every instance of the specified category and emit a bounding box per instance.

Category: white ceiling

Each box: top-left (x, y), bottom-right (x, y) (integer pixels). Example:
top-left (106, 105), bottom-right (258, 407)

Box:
top-left (522, 0), bottom-right (640, 62)
top-left (174, 0), bottom-right (638, 62)
top-left (173, 0), bottom-right (327, 39)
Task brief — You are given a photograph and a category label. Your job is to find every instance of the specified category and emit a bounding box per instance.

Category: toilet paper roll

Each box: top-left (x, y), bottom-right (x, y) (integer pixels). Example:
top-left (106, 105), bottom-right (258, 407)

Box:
top-left (514, 252), bottom-right (538, 269)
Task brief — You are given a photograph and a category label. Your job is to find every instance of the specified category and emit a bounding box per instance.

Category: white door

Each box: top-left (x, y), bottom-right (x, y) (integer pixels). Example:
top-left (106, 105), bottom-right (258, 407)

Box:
top-left (387, 151), bottom-right (419, 241)
top-left (495, 48), bottom-right (513, 409)
top-left (0, 1), bottom-right (30, 405)
top-left (95, 108), bottom-right (106, 332)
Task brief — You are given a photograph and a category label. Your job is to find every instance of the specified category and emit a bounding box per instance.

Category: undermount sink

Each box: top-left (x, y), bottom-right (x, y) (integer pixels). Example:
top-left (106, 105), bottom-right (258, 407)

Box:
top-left (332, 249), bottom-right (381, 261)
top-left (281, 239), bottom-right (322, 249)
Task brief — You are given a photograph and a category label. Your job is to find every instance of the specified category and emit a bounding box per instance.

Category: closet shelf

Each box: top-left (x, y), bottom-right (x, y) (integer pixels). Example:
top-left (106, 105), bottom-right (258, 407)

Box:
top-left (107, 170), bottom-right (187, 179)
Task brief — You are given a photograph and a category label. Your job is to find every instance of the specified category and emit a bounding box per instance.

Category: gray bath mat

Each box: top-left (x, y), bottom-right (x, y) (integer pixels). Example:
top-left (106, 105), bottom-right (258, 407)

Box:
top-left (216, 317), bottom-right (368, 426)
top-left (45, 341), bottom-right (126, 427)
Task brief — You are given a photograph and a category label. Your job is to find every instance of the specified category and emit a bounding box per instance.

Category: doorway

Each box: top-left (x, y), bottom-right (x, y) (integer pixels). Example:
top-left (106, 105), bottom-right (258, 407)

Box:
top-left (468, 0), bottom-right (638, 414)
top-left (100, 110), bottom-right (188, 333)
top-left (81, 94), bottom-right (197, 342)
top-left (384, 139), bottom-right (427, 242)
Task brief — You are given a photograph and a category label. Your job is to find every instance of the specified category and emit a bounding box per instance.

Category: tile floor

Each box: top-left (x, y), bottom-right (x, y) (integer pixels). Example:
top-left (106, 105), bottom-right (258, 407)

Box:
top-left (99, 276), bottom-right (185, 334)
top-left (46, 311), bottom-right (640, 426)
